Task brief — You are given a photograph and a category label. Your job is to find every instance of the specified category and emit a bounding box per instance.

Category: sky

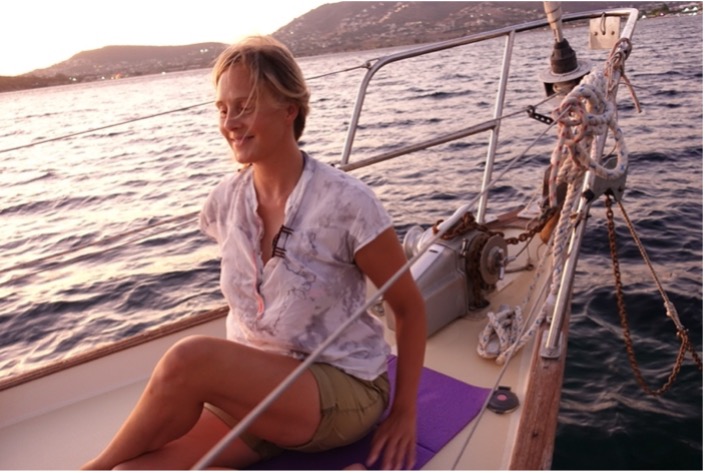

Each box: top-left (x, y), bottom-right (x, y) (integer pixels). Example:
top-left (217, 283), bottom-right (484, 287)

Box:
top-left (2, 0), bottom-right (333, 76)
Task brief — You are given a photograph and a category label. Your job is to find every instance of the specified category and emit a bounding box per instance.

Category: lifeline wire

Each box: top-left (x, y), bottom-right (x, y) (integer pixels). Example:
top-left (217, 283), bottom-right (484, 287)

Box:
top-left (194, 107), bottom-right (561, 470)
top-left (2, 88), bottom-right (556, 276)
top-left (5, 51), bottom-right (557, 469)
top-left (0, 65), bottom-right (372, 156)
top-left (0, 103), bottom-right (210, 155)
top-left (1, 211), bottom-right (199, 274)
top-left (0, 64), bottom-right (373, 271)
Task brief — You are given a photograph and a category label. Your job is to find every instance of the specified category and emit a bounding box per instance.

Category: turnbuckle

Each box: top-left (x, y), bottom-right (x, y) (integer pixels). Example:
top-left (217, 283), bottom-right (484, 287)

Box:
top-left (526, 105), bottom-right (554, 124)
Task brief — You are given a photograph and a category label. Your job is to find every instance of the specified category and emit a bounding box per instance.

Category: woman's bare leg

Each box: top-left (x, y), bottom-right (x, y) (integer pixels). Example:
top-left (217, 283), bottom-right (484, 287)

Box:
top-left (83, 335), bottom-right (321, 470)
top-left (112, 409), bottom-right (260, 470)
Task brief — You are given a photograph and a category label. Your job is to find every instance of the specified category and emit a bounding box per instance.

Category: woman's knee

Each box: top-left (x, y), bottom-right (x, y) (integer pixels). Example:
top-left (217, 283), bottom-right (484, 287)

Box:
top-left (153, 335), bottom-right (215, 387)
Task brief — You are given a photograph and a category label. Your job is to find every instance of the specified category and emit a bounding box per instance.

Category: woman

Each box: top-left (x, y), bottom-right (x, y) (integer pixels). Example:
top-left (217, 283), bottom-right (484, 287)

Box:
top-left (83, 35), bottom-right (426, 470)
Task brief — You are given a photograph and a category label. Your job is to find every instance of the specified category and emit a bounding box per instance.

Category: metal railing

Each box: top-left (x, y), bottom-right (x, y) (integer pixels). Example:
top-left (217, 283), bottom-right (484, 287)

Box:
top-left (338, 8), bottom-right (639, 227)
top-left (333, 7), bottom-right (640, 361)
top-left (541, 7), bottom-right (639, 359)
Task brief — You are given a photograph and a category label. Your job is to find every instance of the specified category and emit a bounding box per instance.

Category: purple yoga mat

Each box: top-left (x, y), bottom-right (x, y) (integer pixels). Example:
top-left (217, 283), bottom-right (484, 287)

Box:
top-left (250, 357), bottom-right (490, 470)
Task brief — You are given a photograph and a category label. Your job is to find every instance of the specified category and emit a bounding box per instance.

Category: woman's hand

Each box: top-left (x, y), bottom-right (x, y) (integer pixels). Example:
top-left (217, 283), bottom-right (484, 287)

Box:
top-left (355, 227), bottom-right (426, 470)
top-left (367, 407), bottom-right (417, 470)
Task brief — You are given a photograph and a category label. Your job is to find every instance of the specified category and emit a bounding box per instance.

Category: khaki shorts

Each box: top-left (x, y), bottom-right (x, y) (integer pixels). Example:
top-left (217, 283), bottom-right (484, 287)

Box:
top-left (205, 363), bottom-right (390, 460)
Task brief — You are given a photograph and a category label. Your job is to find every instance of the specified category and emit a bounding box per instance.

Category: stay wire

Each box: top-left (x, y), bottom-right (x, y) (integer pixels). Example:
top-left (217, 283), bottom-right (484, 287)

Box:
top-left (0, 103), bottom-right (210, 155)
top-left (2, 85), bottom-right (554, 276)
top-left (194, 108), bottom-right (562, 470)
top-left (0, 64), bottom-right (373, 156)
top-left (305, 61), bottom-right (374, 81)
top-left (1, 211), bottom-right (199, 274)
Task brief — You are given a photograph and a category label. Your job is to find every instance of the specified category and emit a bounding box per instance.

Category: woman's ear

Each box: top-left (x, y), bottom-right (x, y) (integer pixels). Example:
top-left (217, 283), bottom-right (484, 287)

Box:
top-left (286, 103), bottom-right (299, 121)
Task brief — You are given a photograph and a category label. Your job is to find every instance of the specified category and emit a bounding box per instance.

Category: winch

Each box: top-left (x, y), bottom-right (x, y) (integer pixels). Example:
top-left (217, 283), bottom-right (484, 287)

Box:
top-left (382, 221), bottom-right (507, 337)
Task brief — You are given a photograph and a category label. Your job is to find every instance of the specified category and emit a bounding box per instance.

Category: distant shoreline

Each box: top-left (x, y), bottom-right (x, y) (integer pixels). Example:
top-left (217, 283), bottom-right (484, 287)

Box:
top-left (1, 5), bottom-right (698, 94)
top-left (0, 67), bottom-right (210, 94)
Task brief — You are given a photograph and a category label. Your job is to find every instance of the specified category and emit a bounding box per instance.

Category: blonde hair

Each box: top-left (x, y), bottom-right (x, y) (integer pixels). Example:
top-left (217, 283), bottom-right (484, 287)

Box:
top-left (213, 36), bottom-right (310, 140)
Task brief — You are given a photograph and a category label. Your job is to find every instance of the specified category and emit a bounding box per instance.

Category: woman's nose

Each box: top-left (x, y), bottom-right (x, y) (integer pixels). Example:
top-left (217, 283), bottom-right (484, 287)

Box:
top-left (222, 111), bottom-right (242, 132)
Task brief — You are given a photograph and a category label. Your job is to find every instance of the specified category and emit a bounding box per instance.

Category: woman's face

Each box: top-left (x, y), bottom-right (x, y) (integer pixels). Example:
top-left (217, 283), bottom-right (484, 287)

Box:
top-left (215, 64), bottom-right (296, 165)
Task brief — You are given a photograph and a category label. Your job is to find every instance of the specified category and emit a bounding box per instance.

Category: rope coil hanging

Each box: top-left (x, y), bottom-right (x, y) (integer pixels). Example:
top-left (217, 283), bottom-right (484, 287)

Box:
top-left (480, 38), bottom-right (639, 364)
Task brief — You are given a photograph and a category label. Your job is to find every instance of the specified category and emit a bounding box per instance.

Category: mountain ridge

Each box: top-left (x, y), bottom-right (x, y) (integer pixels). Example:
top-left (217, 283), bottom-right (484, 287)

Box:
top-left (270, 1), bottom-right (681, 55)
top-left (0, 1), bottom-right (689, 92)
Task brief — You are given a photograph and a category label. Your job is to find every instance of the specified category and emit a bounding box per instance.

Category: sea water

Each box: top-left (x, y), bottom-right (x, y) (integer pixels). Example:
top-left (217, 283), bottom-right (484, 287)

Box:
top-left (0, 14), bottom-right (701, 469)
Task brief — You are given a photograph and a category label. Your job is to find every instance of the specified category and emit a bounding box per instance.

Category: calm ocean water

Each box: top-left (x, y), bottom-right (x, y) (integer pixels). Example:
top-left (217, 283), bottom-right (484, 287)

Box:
top-left (0, 14), bottom-right (701, 470)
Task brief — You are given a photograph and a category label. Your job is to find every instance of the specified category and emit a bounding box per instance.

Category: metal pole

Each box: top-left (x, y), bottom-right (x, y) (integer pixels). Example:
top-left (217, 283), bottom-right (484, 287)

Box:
top-left (543, 1), bottom-right (564, 43)
top-left (192, 189), bottom-right (484, 470)
top-left (541, 174), bottom-right (592, 358)
top-left (477, 31), bottom-right (514, 223)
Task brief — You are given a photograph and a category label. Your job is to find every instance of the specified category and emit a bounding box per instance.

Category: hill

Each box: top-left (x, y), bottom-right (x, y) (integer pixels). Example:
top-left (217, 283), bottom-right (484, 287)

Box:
top-left (0, 42), bottom-right (228, 92)
top-left (30, 43), bottom-right (227, 81)
top-left (0, 1), bottom-right (692, 93)
top-left (270, 1), bottom-right (675, 55)
top-left (273, 1), bottom-right (544, 54)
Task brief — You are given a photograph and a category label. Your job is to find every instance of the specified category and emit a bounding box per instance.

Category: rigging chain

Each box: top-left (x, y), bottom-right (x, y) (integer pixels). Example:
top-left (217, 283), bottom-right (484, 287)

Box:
top-left (432, 205), bottom-right (557, 246)
top-left (605, 194), bottom-right (702, 396)
top-left (430, 206), bottom-right (557, 310)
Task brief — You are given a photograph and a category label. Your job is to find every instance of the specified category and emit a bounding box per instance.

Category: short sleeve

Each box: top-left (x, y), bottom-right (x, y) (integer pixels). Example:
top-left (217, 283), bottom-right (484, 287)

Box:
top-left (348, 184), bottom-right (393, 255)
top-left (199, 173), bottom-right (241, 243)
top-left (199, 187), bottom-right (219, 242)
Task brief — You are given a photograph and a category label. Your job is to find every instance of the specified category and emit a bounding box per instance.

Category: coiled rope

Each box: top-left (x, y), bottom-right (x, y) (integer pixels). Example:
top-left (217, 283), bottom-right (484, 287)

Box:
top-left (476, 212), bottom-right (557, 364)
top-left (478, 38), bottom-right (639, 364)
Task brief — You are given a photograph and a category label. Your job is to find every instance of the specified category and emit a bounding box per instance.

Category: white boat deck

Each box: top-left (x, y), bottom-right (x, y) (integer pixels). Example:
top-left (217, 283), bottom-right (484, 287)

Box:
top-left (0, 224), bottom-right (550, 470)
top-left (0, 319), bottom-right (223, 469)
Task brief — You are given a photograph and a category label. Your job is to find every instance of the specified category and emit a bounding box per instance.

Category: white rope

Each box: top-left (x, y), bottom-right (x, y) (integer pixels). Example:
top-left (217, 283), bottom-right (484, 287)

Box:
top-left (477, 305), bottom-right (523, 359)
top-left (477, 220), bottom-right (555, 365)
top-left (478, 39), bottom-right (637, 364)
top-left (544, 39), bottom-right (633, 325)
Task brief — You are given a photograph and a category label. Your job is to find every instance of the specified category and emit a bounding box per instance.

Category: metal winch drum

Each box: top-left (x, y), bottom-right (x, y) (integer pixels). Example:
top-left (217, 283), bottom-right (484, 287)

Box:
top-left (379, 224), bottom-right (507, 337)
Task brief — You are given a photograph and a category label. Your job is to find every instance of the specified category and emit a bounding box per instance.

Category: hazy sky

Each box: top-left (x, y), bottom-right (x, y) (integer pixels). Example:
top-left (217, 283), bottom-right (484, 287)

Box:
top-left (2, 0), bottom-right (334, 76)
